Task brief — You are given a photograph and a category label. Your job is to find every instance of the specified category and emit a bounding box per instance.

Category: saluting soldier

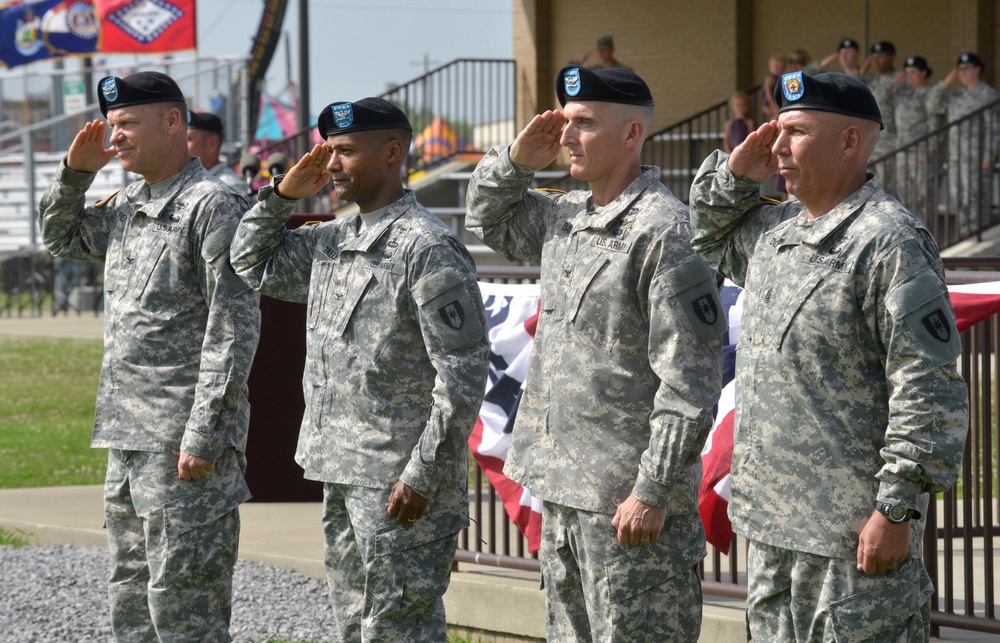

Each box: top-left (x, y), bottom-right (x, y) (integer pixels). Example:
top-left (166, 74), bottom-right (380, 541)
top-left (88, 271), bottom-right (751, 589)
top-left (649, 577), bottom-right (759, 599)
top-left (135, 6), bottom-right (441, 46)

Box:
top-left (231, 97), bottom-right (489, 642)
top-left (690, 72), bottom-right (969, 642)
top-left (466, 66), bottom-right (725, 642)
top-left (39, 71), bottom-right (260, 642)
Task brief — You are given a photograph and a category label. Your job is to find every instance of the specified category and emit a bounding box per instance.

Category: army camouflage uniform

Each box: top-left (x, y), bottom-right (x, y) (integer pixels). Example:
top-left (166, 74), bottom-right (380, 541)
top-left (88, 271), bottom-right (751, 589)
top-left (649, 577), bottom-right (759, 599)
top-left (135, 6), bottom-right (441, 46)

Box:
top-left (861, 72), bottom-right (899, 192)
top-left (689, 151), bottom-right (969, 642)
top-left (230, 186), bottom-right (489, 642)
top-left (39, 158), bottom-right (260, 642)
top-left (928, 80), bottom-right (1000, 236)
top-left (894, 84), bottom-right (946, 210)
top-left (209, 161), bottom-right (252, 197)
top-left (466, 147), bottom-right (725, 642)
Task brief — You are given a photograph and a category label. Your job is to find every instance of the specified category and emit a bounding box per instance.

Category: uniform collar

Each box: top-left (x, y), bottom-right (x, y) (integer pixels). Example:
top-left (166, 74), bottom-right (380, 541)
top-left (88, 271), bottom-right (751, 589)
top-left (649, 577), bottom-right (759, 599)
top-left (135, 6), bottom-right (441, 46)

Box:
top-left (581, 166), bottom-right (659, 230)
top-left (793, 172), bottom-right (880, 246)
top-left (132, 158), bottom-right (206, 221)
top-left (342, 190), bottom-right (415, 252)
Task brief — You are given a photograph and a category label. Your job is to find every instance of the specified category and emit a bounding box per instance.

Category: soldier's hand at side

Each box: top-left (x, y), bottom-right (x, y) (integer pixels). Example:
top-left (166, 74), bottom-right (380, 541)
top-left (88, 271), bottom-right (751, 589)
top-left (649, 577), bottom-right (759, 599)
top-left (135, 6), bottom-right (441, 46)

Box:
top-left (728, 120), bottom-right (780, 183)
top-left (274, 144), bottom-right (332, 200)
top-left (387, 480), bottom-right (429, 524)
top-left (66, 120), bottom-right (117, 174)
top-left (177, 451), bottom-right (215, 481)
top-left (510, 110), bottom-right (565, 170)
top-left (611, 495), bottom-right (666, 547)
top-left (857, 510), bottom-right (910, 575)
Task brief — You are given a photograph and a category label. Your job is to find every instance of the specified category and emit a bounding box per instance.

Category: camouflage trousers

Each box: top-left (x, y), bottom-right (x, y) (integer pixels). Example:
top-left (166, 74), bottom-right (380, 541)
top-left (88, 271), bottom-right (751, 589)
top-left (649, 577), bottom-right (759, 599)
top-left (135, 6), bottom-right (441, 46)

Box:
top-left (947, 150), bottom-right (991, 236)
top-left (104, 448), bottom-right (250, 643)
top-left (540, 502), bottom-right (703, 643)
top-left (321, 482), bottom-right (465, 643)
top-left (746, 540), bottom-right (934, 642)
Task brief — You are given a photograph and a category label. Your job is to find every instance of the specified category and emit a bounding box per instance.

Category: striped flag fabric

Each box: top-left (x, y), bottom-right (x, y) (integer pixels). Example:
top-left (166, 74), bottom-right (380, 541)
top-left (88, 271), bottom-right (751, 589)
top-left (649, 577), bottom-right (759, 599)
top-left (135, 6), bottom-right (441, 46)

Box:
top-left (471, 279), bottom-right (1000, 556)
top-left (698, 280), bottom-right (1000, 554)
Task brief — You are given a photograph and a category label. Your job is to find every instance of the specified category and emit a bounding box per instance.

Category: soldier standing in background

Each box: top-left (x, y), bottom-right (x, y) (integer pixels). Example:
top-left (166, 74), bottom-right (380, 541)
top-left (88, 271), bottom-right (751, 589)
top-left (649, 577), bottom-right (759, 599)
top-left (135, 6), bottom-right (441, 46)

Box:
top-left (929, 52), bottom-right (1000, 236)
top-left (861, 41), bottom-right (899, 191)
top-left (38, 71), bottom-right (260, 642)
top-left (894, 56), bottom-right (945, 211)
top-left (187, 110), bottom-right (252, 197)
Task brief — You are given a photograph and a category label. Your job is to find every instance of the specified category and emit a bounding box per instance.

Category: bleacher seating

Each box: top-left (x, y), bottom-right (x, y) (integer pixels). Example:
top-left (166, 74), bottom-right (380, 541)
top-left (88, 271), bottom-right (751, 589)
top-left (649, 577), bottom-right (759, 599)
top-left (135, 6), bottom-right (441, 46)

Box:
top-left (0, 152), bottom-right (132, 256)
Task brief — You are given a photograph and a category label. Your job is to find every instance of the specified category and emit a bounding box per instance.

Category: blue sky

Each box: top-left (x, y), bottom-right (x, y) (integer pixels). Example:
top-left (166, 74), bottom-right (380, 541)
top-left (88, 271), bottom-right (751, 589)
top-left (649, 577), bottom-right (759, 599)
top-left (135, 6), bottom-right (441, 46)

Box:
top-left (198, 0), bottom-right (513, 116)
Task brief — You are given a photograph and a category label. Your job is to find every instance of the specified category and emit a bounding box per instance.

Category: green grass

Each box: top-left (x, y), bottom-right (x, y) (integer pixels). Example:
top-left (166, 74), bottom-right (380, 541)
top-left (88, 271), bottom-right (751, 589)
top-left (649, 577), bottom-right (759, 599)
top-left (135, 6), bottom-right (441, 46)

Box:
top-left (0, 336), bottom-right (106, 488)
top-left (0, 526), bottom-right (32, 546)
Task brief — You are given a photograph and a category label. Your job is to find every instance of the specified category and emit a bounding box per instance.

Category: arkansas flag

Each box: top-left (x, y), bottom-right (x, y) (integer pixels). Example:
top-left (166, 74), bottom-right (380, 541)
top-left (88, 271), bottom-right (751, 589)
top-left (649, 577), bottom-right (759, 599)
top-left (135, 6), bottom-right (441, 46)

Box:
top-left (95, 0), bottom-right (194, 53)
top-left (698, 280), bottom-right (1000, 554)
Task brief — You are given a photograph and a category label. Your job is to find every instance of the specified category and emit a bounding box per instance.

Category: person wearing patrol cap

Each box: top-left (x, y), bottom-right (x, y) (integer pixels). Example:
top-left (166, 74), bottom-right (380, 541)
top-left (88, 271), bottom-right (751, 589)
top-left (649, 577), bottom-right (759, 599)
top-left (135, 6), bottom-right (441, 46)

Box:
top-left (690, 71), bottom-right (968, 642)
top-left (467, 65), bottom-right (724, 641)
top-left (187, 110), bottom-right (251, 197)
top-left (577, 34), bottom-right (632, 71)
top-left (230, 97), bottom-right (488, 642)
top-left (39, 69), bottom-right (260, 641)
top-left (929, 52), bottom-right (1000, 235)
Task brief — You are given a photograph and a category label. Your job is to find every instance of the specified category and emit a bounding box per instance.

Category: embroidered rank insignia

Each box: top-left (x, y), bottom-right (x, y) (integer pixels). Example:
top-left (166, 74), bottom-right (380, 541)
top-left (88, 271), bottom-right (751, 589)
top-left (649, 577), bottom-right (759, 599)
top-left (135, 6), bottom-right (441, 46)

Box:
top-left (921, 308), bottom-right (951, 342)
top-left (333, 103), bottom-right (354, 128)
top-left (439, 300), bottom-right (466, 329)
top-left (782, 71), bottom-right (804, 102)
top-left (564, 67), bottom-right (582, 97)
top-left (100, 76), bottom-right (119, 103)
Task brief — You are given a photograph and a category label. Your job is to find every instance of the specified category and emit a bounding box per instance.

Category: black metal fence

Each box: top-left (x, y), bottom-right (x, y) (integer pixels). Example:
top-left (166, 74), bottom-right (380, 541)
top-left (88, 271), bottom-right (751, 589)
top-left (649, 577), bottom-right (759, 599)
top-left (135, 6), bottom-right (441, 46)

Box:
top-left (875, 99), bottom-right (1000, 251)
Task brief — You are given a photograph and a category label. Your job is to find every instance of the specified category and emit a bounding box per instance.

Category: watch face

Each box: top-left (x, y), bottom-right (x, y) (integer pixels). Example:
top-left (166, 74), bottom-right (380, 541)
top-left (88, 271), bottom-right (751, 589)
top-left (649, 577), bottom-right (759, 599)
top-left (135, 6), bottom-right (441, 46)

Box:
top-left (889, 505), bottom-right (908, 522)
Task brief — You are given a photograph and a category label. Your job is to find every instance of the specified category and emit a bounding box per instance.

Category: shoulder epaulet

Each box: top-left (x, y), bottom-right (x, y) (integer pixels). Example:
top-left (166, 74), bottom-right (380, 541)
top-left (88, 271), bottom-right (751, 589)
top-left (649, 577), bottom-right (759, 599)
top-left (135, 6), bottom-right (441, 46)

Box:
top-left (759, 196), bottom-right (783, 205)
top-left (93, 188), bottom-right (124, 208)
top-left (532, 187), bottom-right (568, 195)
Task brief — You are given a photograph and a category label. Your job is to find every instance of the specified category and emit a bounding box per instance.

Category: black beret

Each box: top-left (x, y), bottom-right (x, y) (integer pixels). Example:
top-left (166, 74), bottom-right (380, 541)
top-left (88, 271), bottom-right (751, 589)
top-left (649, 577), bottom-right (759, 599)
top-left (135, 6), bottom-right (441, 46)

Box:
top-left (838, 38), bottom-right (859, 50)
top-left (555, 66), bottom-right (654, 107)
top-left (188, 111), bottom-right (224, 134)
top-left (317, 97), bottom-right (412, 138)
top-left (870, 41), bottom-right (895, 55)
top-left (958, 52), bottom-right (983, 68)
top-left (774, 72), bottom-right (883, 128)
top-left (98, 71), bottom-right (184, 117)
top-left (904, 56), bottom-right (932, 77)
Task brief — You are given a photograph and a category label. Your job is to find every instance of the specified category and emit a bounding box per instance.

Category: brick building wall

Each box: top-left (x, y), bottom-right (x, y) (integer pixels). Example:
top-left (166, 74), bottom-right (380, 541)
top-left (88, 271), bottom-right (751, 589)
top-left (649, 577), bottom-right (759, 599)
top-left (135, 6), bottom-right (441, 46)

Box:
top-left (514, 0), bottom-right (999, 134)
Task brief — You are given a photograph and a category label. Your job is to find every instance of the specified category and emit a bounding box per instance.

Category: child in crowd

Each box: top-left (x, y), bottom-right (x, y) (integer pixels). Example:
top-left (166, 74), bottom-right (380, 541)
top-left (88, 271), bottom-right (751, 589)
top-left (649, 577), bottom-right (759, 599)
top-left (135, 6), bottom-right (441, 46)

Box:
top-left (723, 90), bottom-right (755, 154)
top-left (761, 54), bottom-right (786, 120)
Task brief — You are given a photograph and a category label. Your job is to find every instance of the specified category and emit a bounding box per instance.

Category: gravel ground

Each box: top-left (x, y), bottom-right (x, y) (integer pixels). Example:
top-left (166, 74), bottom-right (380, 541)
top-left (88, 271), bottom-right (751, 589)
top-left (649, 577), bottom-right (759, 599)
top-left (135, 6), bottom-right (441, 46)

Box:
top-left (0, 545), bottom-right (338, 642)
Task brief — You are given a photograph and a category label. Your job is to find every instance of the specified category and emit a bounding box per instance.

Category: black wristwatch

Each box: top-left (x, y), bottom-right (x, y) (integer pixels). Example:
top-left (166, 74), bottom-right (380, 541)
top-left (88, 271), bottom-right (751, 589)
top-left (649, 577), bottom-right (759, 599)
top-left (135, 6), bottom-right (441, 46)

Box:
top-left (875, 501), bottom-right (921, 524)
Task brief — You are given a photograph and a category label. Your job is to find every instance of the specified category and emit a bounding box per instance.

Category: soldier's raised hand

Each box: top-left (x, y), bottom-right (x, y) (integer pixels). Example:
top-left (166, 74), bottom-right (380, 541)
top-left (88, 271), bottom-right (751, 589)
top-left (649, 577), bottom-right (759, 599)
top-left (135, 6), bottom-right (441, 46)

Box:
top-left (66, 120), bottom-right (118, 174)
top-left (510, 110), bottom-right (565, 170)
top-left (728, 120), bottom-right (780, 183)
top-left (274, 143), bottom-right (332, 200)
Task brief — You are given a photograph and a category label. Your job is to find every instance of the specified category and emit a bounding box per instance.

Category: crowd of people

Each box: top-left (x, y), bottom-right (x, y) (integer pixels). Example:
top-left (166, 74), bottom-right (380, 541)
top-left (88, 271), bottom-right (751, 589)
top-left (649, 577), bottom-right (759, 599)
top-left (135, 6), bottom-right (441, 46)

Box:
top-left (753, 40), bottom-right (1000, 235)
top-left (35, 33), bottom-right (983, 643)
